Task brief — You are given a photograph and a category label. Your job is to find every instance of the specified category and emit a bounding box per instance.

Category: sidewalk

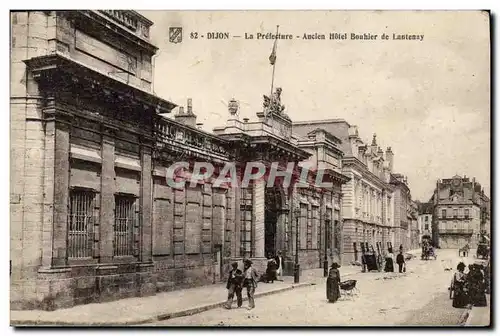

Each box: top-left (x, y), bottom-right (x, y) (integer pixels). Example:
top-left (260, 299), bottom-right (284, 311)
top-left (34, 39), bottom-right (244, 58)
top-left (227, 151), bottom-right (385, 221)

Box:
top-left (11, 265), bottom-right (361, 326)
top-left (465, 295), bottom-right (491, 327)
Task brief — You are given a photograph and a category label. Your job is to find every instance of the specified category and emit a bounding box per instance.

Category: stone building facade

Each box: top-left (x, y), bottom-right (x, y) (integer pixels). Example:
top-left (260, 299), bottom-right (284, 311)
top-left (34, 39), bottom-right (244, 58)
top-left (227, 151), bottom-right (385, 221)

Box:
top-left (417, 202), bottom-right (433, 245)
top-left (10, 10), bottom-right (350, 310)
top-left (430, 175), bottom-right (490, 249)
top-left (389, 174), bottom-right (414, 251)
top-left (293, 120), bottom-right (396, 264)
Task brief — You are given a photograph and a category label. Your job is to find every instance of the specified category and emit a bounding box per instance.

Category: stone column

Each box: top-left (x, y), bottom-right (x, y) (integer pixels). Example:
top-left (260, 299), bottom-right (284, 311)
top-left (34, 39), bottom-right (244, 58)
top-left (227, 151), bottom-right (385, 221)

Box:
top-left (51, 120), bottom-right (71, 267)
top-left (140, 142), bottom-right (153, 263)
top-left (253, 179), bottom-right (265, 258)
top-left (99, 129), bottom-right (115, 263)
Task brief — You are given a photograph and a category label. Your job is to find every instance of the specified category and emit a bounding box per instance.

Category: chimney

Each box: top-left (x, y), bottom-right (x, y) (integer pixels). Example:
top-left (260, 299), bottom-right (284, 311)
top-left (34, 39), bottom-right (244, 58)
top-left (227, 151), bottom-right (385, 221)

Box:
top-left (174, 98), bottom-right (198, 127)
top-left (385, 147), bottom-right (394, 171)
top-left (377, 146), bottom-right (384, 157)
top-left (371, 134), bottom-right (378, 154)
top-left (196, 123), bottom-right (203, 130)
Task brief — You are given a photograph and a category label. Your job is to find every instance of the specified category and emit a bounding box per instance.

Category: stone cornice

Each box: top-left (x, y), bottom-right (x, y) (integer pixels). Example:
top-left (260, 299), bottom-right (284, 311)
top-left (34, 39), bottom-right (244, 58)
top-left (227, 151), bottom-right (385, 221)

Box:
top-left (343, 156), bottom-right (393, 191)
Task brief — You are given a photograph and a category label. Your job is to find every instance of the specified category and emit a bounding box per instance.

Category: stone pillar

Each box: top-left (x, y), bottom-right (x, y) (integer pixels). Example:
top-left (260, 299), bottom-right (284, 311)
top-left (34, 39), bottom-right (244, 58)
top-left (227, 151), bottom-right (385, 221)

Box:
top-left (51, 121), bottom-right (71, 267)
top-left (41, 118), bottom-right (55, 268)
top-left (100, 130), bottom-right (115, 263)
top-left (253, 179), bottom-right (265, 258)
top-left (140, 142), bottom-right (153, 263)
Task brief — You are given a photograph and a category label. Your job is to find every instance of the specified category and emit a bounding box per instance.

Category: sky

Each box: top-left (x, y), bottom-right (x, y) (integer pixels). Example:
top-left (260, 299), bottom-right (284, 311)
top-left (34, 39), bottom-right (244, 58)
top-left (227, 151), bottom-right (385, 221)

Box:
top-left (139, 10), bottom-right (491, 201)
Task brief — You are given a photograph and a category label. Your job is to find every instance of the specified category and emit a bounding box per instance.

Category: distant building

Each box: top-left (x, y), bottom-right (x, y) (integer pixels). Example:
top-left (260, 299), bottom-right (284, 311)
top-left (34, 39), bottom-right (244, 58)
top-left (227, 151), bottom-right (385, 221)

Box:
top-left (389, 173), bottom-right (413, 251)
top-left (430, 175), bottom-right (490, 249)
top-left (416, 201), bottom-right (433, 244)
top-left (409, 200), bottom-right (419, 250)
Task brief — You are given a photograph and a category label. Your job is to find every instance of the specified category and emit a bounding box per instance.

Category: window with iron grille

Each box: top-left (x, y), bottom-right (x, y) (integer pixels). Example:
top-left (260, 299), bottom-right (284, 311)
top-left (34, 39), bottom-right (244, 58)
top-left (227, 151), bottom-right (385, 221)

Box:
top-left (114, 195), bottom-right (137, 257)
top-left (68, 190), bottom-right (95, 259)
top-left (240, 187), bottom-right (253, 257)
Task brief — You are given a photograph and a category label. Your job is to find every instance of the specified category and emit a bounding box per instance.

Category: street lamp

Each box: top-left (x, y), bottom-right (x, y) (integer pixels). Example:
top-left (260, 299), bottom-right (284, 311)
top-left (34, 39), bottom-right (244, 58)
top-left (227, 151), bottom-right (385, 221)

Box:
top-left (293, 207), bottom-right (301, 284)
top-left (323, 212), bottom-right (331, 277)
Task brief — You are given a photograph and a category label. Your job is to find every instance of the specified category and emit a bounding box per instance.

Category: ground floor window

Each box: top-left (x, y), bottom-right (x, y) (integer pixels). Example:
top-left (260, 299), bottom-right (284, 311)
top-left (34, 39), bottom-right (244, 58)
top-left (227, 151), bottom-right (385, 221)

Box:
top-left (68, 189), bottom-right (95, 258)
top-left (114, 195), bottom-right (137, 257)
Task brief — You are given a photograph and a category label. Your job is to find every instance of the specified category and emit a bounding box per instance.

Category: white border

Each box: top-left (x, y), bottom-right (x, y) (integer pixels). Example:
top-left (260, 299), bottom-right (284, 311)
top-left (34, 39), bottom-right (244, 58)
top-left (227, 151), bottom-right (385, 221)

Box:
top-left (2, 1), bottom-right (497, 336)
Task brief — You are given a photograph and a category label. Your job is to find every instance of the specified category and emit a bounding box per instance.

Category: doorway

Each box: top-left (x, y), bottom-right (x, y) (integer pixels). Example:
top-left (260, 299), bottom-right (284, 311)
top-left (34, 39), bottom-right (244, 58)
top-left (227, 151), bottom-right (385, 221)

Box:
top-left (264, 187), bottom-right (283, 258)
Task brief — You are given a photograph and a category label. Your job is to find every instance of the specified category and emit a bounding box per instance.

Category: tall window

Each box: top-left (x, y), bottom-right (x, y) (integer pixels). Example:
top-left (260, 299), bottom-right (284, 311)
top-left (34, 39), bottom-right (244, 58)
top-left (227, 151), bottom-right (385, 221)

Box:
top-left (114, 195), bottom-right (136, 256)
top-left (240, 187), bottom-right (253, 257)
top-left (441, 209), bottom-right (447, 218)
top-left (68, 190), bottom-right (95, 258)
top-left (425, 215), bottom-right (429, 222)
top-left (453, 209), bottom-right (458, 218)
top-left (465, 209), bottom-right (470, 219)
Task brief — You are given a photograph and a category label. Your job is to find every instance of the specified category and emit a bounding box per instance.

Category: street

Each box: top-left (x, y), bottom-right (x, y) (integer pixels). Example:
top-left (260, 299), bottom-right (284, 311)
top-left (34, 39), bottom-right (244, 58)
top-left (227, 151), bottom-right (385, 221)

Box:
top-left (146, 249), bottom-right (477, 326)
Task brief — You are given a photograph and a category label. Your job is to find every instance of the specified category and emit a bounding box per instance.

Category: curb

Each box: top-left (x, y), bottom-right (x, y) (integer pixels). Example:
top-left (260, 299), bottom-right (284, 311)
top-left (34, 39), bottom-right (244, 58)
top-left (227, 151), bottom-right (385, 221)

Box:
top-left (459, 305), bottom-right (473, 326)
top-left (11, 282), bottom-right (315, 326)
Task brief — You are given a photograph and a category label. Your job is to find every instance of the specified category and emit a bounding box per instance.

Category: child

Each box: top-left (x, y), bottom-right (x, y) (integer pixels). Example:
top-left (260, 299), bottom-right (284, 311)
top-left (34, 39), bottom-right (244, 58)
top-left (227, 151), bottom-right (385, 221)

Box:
top-left (224, 262), bottom-right (244, 309)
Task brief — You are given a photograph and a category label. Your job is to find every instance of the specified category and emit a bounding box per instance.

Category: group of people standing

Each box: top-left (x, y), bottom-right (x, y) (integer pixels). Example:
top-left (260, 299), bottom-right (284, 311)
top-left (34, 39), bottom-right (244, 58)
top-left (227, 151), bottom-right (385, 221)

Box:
top-left (383, 245), bottom-right (407, 273)
top-left (451, 261), bottom-right (489, 309)
top-left (224, 251), bottom-right (285, 310)
top-left (264, 251), bottom-right (285, 283)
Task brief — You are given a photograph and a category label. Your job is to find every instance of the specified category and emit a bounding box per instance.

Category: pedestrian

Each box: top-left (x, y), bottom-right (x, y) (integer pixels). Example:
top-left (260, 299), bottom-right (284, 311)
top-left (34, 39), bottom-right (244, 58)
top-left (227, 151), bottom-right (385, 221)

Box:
top-left (396, 250), bottom-right (405, 273)
top-left (384, 248), bottom-right (394, 272)
top-left (224, 262), bottom-right (244, 309)
top-left (265, 253), bottom-right (277, 283)
top-left (484, 260), bottom-right (491, 294)
top-left (243, 259), bottom-right (259, 310)
top-left (466, 264), bottom-right (487, 307)
top-left (275, 250), bottom-right (284, 281)
top-left (326, 262), bottom-right (341, 303)
top-left (452, 262), bottom-right (468, 308)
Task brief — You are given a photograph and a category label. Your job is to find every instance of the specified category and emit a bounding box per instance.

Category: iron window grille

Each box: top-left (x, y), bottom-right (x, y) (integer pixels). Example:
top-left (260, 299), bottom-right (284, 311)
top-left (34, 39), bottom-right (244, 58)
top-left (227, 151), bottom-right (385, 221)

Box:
top-left (68, 190), bottom-right (95, 259)
top-left (114, 195), bottom-right (137, 257)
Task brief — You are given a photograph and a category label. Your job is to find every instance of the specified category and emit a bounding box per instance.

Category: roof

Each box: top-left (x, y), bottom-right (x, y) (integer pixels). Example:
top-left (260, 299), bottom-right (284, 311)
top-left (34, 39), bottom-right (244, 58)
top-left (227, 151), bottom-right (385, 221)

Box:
top-left (418, 202), bottom-right (434, 214)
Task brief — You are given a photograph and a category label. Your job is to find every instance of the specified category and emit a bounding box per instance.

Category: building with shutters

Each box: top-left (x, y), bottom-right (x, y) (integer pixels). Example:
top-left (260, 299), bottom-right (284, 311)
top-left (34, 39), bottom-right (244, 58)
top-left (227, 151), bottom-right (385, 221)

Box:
top-left (10, 10), bottom-right (350, 310)
top-left (430, 175), bottom-right (490, 249)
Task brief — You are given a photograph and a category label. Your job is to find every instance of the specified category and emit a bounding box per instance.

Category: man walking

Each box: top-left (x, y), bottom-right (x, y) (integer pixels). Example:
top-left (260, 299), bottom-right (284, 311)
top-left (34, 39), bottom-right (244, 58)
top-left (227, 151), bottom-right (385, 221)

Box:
top-left (243, 259), bottom-right (259, 310)
top-left (224, 262), bottom-right (243, 309)
top-left (396, 250), bottom-right (406, 273)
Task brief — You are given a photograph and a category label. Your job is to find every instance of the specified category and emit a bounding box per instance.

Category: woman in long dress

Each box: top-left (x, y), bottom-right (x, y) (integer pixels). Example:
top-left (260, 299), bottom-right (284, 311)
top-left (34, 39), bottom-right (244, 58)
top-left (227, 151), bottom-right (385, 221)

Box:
top-left (384, 248), bottom-right (394, 272)
top-left (265, 254), bottom-right (277, 283)
top-left (467, 264), bottom-right (487, 307)
top-left (452, 262), bottom-right (468, 308)
top-left (326, 262), bottom-right (341, 303)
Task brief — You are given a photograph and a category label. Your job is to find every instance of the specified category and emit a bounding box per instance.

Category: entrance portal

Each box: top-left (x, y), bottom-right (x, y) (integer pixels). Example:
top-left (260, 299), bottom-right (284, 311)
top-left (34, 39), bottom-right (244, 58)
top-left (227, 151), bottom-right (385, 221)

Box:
top-left (264, 188), bottom-right (283, 258)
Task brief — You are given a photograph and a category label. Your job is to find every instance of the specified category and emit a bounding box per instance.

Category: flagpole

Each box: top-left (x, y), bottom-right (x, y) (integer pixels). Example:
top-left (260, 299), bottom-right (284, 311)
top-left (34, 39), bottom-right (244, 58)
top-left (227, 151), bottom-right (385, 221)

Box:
top-left (266, 25), bottom-right (279, 122)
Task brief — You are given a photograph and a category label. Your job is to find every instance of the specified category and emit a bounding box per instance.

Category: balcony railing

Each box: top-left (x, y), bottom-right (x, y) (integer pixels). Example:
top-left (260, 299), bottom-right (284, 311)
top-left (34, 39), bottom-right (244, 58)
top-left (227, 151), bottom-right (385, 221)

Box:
top-left (100, 10), bottom-right (138, 31)
top-left (154, 117), bottom-right (230, 160)
top-left (439, 228), bottom-right (474, 235)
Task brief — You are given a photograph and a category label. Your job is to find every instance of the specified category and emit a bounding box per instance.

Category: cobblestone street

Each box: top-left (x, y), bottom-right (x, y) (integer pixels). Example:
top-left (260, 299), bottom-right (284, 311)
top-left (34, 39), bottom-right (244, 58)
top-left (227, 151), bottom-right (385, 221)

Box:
top-left (147, 249), bottom-right (478, 326)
